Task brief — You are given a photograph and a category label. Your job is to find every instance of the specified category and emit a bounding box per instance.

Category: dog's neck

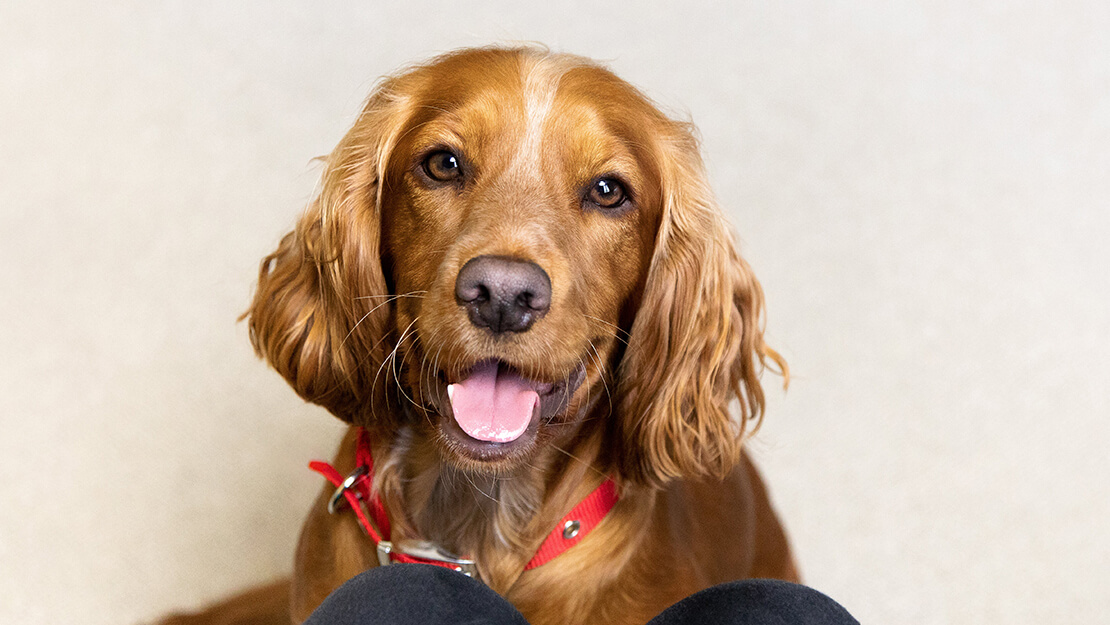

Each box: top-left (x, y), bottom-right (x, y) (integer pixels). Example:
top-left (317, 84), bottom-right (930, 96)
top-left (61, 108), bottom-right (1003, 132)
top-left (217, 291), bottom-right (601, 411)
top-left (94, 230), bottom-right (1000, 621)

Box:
top-left (371, 397), bottom-right (610, 591)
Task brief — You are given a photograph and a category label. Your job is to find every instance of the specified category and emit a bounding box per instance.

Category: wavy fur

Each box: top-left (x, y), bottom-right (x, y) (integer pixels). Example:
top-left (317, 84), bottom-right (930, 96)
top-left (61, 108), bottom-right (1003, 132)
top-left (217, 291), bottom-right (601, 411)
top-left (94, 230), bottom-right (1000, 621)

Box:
top-left (172, 46), bottom-right (795, 625)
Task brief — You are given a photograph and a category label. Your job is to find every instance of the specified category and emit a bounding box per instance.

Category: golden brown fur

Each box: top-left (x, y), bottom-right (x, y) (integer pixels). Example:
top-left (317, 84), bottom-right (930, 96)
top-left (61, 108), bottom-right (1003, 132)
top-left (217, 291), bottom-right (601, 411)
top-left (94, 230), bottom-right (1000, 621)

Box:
top-left (162, 46), bottom-right (796, 625)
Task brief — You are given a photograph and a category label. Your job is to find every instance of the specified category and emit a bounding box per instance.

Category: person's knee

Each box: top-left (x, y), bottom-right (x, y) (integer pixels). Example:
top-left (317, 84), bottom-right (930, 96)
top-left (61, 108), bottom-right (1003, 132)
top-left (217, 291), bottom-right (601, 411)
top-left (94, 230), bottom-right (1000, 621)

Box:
top-left (305, 564), bottom-right (528, 625)
top-left (650, 579), bottom-right (858, 625)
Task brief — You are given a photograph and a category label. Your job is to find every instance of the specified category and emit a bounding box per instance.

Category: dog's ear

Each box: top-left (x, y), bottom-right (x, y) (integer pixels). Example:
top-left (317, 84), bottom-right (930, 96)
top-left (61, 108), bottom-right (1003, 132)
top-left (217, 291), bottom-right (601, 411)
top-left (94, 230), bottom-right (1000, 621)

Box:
top-left (617, 125), bottom-right (787, 485)
top-left (245, 87), bottom-right (410, 423)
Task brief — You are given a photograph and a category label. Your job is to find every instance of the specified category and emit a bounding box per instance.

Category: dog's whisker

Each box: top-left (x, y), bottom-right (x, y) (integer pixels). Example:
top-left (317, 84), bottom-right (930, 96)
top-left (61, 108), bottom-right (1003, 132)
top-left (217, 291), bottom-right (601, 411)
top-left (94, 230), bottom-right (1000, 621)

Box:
top-left (391, 323), bottom-right (424, 412)
top-left (585, 339), bottom-right (614, 416)
top-left (397, 331), bottom-right (432, 418)
top-left (342, 291), bottom-right (426, 349)
top-left (353, 291), bottom-right (427, 300)
top-left (583, 314), bottom-right (630, 345)
top-left (549, 444), bottom-right (608, 480)
top-left (460, 469), bottom-right (499, 510)
top-left (371, 316), bottom-right (420, 408)
top-left (420, 344), bottom-right (446, 429)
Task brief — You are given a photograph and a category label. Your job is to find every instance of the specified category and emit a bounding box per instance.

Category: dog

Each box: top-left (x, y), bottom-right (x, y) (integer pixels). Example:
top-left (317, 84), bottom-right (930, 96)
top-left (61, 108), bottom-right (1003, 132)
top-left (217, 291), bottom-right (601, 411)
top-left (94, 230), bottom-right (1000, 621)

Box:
top-left (162, 46), bottom-right (797, 625)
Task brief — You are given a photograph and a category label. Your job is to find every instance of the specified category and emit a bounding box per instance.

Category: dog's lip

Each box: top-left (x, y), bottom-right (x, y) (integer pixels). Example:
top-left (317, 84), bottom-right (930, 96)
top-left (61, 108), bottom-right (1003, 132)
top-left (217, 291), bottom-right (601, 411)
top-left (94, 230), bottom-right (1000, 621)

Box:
top-left (437, 406), bottom-right (540, 462)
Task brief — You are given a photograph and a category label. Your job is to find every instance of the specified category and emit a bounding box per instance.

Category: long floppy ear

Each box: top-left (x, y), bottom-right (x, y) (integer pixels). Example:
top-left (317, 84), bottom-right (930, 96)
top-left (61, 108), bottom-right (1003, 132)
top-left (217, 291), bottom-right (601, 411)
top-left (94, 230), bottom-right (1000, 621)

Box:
top-left (617, 125), bottom-right (787, 485)
top-left (245, 86), bottom-right (410, 423)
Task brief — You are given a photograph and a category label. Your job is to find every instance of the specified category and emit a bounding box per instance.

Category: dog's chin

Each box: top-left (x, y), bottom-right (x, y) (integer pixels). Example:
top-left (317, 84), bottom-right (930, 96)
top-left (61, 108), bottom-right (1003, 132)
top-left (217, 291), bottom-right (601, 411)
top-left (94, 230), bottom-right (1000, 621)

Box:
top-left (427, 360), bottom-right (588, 474)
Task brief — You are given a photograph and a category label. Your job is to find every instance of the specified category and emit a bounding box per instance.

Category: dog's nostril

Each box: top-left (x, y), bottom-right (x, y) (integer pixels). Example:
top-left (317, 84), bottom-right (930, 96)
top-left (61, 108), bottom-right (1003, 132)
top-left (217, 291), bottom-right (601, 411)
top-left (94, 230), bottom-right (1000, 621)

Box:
top-left (525, 289), bottom-right (550, 312)
top-left (455, 255), bottom-right (551, 334)
top-left (456, 282), bottom-right (489, 304)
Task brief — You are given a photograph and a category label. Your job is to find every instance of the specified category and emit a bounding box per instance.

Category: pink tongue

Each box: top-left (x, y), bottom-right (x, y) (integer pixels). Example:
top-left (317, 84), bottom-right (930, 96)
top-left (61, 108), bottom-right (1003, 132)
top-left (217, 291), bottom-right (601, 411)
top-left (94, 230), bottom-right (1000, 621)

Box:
top-left (448, 361), bottom-right (539, 443)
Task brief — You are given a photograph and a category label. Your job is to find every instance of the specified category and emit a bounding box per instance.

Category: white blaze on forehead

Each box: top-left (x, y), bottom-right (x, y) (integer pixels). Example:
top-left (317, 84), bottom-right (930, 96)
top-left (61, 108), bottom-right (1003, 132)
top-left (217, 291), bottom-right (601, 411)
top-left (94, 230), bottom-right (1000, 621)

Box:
top-left (516, 55), bottom-right (571, 169)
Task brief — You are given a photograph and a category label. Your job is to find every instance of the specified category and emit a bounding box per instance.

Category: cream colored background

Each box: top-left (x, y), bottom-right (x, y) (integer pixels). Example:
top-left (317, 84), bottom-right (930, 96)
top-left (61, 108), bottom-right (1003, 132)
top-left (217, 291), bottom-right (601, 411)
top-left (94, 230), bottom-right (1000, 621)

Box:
top-left (2, 2), bottom-right (1107, 624)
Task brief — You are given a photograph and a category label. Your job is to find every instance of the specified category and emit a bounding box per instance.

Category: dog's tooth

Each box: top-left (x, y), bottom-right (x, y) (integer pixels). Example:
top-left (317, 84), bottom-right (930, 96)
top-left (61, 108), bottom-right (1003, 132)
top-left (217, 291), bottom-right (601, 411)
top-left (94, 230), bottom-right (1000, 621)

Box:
top-left (447, 384), bottom-right (456, 401)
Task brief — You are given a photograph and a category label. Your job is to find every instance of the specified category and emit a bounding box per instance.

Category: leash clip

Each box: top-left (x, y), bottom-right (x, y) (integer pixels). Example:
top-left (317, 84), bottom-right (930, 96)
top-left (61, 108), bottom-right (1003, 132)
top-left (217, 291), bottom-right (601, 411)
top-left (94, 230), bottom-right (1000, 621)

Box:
top-left (376, 539), bottom-right (479, 578)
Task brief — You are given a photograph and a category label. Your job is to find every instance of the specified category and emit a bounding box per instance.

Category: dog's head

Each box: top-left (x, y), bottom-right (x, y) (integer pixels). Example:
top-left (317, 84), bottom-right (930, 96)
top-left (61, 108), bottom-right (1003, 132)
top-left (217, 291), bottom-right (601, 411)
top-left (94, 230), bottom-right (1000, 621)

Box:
top-left (247, 47), bottom-right (783, 485)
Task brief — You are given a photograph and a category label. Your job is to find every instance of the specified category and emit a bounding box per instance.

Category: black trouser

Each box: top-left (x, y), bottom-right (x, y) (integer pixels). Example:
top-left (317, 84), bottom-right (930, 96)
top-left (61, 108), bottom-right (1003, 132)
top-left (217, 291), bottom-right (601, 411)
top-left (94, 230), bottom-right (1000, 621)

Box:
top-left (304, 564), bottom-right (858, 625)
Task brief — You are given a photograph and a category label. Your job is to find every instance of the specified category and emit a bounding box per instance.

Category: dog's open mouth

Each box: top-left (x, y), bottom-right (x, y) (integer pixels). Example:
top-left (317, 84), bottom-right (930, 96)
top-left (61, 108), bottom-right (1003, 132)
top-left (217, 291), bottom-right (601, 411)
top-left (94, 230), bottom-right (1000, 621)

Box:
top-left (435, 359), bottom-right (587, 458)
top-left (447, 360), bottom-right (550, 443)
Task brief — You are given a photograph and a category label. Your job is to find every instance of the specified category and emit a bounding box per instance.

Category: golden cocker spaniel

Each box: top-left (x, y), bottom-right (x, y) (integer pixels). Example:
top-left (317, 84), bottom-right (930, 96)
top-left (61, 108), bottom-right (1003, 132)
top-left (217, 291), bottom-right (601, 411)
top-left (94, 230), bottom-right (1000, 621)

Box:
top-left (164, 46), bottom-right (796, 625)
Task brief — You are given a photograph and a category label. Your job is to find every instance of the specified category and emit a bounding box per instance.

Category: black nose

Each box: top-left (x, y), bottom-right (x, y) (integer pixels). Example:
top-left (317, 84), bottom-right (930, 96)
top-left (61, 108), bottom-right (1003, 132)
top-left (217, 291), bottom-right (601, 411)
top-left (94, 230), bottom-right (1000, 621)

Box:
top-left (455, 255), bottom-right (551, 334)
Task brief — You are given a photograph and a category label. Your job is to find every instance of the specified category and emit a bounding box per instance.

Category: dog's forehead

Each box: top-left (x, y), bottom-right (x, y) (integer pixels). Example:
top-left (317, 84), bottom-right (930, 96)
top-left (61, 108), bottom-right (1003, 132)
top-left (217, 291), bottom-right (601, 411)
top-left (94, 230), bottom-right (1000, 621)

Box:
top-left (409, 57), bottom-right (608, 134)
top-left (402, 52), bottom-right (654, 180)
top-left (407, 50), bottom-right (616, 112)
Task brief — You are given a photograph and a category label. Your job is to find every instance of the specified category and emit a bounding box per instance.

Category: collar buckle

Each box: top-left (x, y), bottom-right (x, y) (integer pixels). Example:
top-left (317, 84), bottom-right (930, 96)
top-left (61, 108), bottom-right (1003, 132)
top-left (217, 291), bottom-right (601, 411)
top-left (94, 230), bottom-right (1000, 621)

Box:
top-left (327, 465), bottom-right (368, 514)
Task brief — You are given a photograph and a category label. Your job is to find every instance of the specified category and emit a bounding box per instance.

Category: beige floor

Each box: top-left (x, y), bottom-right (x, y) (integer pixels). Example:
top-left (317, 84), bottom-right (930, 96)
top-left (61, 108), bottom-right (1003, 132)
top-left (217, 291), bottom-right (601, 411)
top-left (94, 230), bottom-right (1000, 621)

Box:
top-left (2, 2), bottom-right (1108, 624)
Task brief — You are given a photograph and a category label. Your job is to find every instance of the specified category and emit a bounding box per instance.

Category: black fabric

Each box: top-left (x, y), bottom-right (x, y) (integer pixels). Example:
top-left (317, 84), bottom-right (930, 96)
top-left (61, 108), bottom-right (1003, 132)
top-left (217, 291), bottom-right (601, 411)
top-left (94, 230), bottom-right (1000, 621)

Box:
top-left (304, 564), bottom-right (857, 625)
top-left (647, 579), bottom-right (859, 625)
top-left (303, 564), bottom-right (529, 625)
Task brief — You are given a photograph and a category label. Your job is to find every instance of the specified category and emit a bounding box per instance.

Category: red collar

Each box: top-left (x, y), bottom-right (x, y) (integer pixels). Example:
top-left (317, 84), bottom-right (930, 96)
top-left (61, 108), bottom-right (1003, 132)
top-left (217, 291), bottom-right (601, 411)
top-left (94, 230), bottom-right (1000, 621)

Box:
top-left (309, 428), bottom-right (619, 578)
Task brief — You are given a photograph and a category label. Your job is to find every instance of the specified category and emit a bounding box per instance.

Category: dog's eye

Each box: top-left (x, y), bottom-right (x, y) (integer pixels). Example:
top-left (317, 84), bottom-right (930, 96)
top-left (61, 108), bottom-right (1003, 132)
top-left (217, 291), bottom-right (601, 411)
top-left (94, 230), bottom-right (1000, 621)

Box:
top-left (587, 178), bottom-right (627, 209)
top-left (423, 150), bottom-right (462, 182)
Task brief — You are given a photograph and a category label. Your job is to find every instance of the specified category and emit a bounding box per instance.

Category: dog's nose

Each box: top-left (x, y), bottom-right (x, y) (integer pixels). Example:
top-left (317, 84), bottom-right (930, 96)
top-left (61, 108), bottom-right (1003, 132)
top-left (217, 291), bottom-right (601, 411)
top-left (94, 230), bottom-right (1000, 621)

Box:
top-left (455, 255), bottom-right (551, 334)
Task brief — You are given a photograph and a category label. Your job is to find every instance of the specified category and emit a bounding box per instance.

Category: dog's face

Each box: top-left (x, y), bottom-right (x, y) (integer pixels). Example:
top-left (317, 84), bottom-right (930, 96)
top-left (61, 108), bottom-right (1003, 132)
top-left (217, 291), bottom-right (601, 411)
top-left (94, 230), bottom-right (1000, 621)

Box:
top-left (248, 48), bottom-right (780, 484)
top-left (379, 53), bottom-right (662, 469)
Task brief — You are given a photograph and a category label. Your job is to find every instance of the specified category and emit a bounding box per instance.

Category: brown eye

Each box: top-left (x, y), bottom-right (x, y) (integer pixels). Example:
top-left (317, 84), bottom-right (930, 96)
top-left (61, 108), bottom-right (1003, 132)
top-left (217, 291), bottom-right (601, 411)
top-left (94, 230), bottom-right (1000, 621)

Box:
top-left (423, 150), bottom-right (462, 182)
top-left (587, 178), bottom-right (627, 209)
